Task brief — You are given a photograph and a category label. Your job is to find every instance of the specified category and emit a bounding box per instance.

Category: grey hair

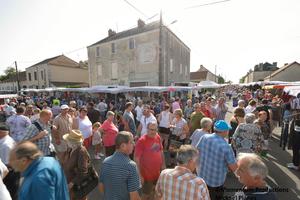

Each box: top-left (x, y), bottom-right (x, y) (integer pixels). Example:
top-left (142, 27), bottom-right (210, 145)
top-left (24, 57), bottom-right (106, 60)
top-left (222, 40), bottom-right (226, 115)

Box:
top-left (14, 141), bottom-right (43, 160)
top-left (176, 145), bottom-right (198, 165)
top-left (245, 113), bottom-right (256, 124)
top-left (237, 153), bottom-right (268, 179)
top-left (147, 121), bottom-right (158, 129)
top-left (238, 100), bottom-right (245, 106)
top-left (200, 117), bottom-right (213, 129)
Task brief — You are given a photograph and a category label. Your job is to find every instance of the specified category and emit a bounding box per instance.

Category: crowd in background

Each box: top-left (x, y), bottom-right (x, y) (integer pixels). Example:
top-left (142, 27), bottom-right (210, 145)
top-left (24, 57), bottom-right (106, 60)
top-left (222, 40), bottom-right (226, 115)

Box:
top-left (1, 85), bottom-right (299, 200)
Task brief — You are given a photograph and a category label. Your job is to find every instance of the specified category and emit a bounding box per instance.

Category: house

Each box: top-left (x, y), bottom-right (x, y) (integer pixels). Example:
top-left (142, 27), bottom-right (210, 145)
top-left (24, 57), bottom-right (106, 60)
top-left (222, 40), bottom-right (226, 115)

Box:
top-left (242, 62), bottom-right (278, 83)
top-left (264, 61), bottom-right (300, 81)
top-left (87, 19), bottom-right (190, 87)
top-left (25, 55), bottom-right (89, 89)
top-left (190, 65), bottom-right (218, 83)
top-left (0, 71), bottom-right (27, 93)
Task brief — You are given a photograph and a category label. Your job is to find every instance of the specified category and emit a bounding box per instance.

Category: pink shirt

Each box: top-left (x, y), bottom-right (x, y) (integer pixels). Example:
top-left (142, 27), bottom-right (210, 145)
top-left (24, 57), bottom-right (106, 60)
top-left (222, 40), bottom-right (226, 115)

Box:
top-left (172, 101), bottom-right (180, 112)
top-left (101, 120), bottom-right (118, 147)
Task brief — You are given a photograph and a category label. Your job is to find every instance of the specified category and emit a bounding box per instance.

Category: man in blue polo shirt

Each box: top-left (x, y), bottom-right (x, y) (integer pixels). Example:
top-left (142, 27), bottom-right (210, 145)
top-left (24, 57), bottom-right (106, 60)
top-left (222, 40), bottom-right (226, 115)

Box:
top-left (197, 120), bottom-right (237, 200)
top-left (99, 131), bottom-right (141, 200)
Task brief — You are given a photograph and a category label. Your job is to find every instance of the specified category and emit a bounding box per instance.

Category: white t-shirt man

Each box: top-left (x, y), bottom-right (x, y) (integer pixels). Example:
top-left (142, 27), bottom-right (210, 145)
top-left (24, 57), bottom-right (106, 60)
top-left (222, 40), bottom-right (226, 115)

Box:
top-left (0, 135), bottom-right (15, 164)
top-left (0, 159), bottom-right (12, 200)
top-left (134, 105), bottom-right (143, 122)
top-left (140, 114), bottom-right (157, 136)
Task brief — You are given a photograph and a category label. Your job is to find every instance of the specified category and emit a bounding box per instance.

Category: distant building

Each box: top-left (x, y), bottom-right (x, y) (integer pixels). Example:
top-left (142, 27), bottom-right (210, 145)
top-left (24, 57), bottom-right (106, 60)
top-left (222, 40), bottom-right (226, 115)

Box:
top-left (190, 65), bottom-right (218, 83)
top-left (242, 62), bottom-right (278, 83)
top-left (87, 19), bottom-right (190, 87)
top-left (0, 71), bottom-right (27, 93)
top-left (25, 55), bottom-right (89, 89)
top-left (264, 61), bottom-right (300, 81)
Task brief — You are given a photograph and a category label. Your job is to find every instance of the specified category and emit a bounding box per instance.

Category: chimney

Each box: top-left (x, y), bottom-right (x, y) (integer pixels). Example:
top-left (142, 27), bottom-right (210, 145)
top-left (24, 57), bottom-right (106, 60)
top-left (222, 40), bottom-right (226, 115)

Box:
top-left (108, 29), bottom-right (116, 37)
top-left (137, 19), bottom-right (145, 28)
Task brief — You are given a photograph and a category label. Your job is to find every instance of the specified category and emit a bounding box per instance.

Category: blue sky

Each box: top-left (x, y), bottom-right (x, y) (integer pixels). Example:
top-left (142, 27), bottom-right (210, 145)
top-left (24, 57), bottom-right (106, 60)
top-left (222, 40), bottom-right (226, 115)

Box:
top-left (1, 0), bottom-right (300, 83)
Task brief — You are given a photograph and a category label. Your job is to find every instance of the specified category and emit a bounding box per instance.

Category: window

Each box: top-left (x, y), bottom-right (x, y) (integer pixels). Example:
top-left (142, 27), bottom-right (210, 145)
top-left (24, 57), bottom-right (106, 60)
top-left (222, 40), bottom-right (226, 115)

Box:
top-left (41, 71), bottom-right (44, 80)
top-left (111, 43), bottom-right (116, 54)
top-left (97, 64), bottom-right (102, 76)
top-left (180, 64), bottom-right (183, 74)
top-left (111, 63), bottom-right (118, 79)
top-left (34, 72), bottom-right (37, 80)
top-left (129, 38), bottom-right (135, 49)
top-left (96, 46), bottom-right (100, 57)
top-left (185, 65), bottom-right (188, 76)
top-left (170, 59), bottom-right (173, 73)
top-left (28, 73), bottom-right (32, 81)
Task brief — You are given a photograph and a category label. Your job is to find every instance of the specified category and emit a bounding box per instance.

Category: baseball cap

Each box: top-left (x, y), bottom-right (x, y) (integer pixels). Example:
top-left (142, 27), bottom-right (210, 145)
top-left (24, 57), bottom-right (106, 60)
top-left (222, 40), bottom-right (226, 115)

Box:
top-left (214, 120), bottom-right (232, 132)
top-left (61, 105), bottom-right (69, 110)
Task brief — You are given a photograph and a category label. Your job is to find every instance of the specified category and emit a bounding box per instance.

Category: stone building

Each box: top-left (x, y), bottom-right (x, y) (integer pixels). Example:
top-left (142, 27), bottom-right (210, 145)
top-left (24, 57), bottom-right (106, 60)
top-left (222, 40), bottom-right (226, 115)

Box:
top-left (87, 19), bottom-right (190, 87)
top-left (25, 55), bottom-right (89, 89)
top-left (242, 62), bottom-right (278, 83)
top-left (264, 61), bottom-right (300, 81)
top-left (190, 65), bottom-right (218, 83)
top-left (0, 71), bottom-right (27, 93)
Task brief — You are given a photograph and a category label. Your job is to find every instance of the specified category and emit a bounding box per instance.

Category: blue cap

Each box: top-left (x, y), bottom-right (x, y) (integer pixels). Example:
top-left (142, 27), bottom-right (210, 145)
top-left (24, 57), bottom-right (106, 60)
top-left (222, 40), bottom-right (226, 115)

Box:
top-left (214, 120), bottom-right (232, 131)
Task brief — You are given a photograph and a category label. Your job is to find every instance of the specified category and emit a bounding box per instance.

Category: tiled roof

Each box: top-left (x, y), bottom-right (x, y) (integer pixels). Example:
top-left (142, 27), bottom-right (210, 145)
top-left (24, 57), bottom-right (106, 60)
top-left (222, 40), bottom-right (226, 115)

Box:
top-left (27, 55), bottom-right (80, 69)
top-left (89, 21), bottom-right (160, 47)
top-left (265, 61), bottom-right (300, 79)
top-left (190, 71), bottom-right (208, 80)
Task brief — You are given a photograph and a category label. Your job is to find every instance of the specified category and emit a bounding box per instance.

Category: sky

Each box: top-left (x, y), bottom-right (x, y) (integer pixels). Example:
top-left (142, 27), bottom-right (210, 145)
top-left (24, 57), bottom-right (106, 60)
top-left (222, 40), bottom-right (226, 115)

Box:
top-left (1, 0), bottom-right (300, 83)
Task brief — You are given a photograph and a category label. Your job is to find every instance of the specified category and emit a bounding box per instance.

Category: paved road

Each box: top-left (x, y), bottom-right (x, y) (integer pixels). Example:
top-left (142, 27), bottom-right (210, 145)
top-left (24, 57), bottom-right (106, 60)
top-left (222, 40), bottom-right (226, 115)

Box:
top-left (88, 101), bottom-right (300, 199)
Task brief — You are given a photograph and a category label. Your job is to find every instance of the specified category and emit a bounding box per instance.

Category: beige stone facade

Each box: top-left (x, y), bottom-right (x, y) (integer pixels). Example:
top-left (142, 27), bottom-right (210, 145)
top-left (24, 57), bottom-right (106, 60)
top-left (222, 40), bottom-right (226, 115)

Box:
top-left (25, 55), bottom-right (88, 88)
top-left (264, 62), bottom-right (300, 81)
top-left (88, 20), bottom-right (190, 86)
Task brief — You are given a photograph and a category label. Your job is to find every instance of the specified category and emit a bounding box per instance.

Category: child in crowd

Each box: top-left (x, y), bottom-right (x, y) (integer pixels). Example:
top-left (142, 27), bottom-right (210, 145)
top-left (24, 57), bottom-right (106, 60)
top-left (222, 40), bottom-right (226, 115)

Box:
top-left (30, 108), bottom-right (41, 122)
top-left (92, 122), bottom-right (104, 159)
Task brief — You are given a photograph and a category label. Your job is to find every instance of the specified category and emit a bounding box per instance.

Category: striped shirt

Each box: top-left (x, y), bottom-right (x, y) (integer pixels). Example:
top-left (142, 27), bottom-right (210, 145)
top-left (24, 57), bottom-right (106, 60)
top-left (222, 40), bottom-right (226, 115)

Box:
top-left (99, 151), bottom-right (141, 200)
top-left (155, 166), bottom-right (210, 200)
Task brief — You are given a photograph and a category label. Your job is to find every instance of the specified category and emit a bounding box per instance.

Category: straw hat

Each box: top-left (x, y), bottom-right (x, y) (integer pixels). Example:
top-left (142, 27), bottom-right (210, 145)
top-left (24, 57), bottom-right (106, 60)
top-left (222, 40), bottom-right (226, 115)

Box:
top-left (63, 129), bottom-right (84, 143)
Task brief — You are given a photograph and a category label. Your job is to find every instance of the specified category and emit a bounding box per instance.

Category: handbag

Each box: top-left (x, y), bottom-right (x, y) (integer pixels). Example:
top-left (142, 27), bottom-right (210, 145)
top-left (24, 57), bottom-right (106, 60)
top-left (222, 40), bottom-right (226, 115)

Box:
top-left (72, 158), bottom-right (99, 199)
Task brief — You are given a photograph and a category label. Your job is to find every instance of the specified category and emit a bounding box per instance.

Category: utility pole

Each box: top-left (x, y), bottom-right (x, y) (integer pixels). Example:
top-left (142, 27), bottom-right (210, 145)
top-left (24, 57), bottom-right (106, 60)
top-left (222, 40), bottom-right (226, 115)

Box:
top-left (158, 10), bottom-right (163, 86)
top-left (15, 61), bottom-right (21, 93)
top-left (215, 65), bottom-right (217, 83)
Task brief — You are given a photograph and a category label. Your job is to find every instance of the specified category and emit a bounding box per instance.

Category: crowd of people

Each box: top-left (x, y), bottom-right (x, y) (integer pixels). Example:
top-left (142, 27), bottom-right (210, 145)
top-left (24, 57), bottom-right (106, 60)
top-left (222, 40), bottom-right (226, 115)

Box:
top-left (0, 86), bottom-right (299, 200)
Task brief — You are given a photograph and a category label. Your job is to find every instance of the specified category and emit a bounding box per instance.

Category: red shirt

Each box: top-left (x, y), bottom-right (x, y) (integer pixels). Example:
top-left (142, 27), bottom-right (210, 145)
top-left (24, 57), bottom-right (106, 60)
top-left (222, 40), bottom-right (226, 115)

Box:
top-left (134, 133), bottom-right (163, 181)
top-left (101, 119), bottom-right (118, 147)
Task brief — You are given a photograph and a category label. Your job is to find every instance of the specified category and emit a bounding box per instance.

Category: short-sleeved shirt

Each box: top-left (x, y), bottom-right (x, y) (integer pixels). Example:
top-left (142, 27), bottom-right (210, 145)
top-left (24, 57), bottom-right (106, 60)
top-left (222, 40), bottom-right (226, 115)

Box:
top-left (214, 104), bottom-right (228, 121)
top-left (134, 134), bottom-right (163, 181)
top-left (100, 152), bottom-right (141, 200)
top-left (139, 114), bottom-right (157, 136)
top-left (23, 120), bottom-right (52, 156)
top-left (101, 120), bottom-right (118, 147)
top-left (197, 133), bottom-right (236, 187)
top-left (234, 186), bottom-right (278, 200)
top-left (6, 114), bottom-right (31, 142)
top-left (0, 135), bottom-right (15, 164)
top-left (53, 114), bottom-right (73, 138)
top-left (123, 111), bottom-right (136, 135)
top-left (190, 129), bottom-right (208, 147)
top-left (171, 118), bottom-right (187, 140)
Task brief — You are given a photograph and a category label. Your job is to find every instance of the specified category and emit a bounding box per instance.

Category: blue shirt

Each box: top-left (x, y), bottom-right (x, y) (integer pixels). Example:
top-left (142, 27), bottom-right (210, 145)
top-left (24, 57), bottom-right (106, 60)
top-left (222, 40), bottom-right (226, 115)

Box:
top-left (100, 151), bottom-right (141, 200)
top-left (197, 133), bottom-right (236, 187)
top-left (19, 157), bottom-right (69, 200)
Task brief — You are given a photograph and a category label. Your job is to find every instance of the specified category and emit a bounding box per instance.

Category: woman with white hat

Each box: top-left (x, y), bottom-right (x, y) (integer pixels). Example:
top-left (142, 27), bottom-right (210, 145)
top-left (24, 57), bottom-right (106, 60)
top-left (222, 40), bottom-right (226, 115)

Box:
top-left (60, 129), bottom-right (91, 200)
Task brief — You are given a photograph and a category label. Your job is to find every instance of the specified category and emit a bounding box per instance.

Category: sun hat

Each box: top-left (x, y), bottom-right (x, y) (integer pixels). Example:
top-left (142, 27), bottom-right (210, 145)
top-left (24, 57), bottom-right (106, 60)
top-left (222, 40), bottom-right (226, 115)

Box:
top-left (60, 104), bottom-right (69, 110)
top-left (63, 129), bottom-right (84, 143)
top-left (214, 120), bottom-right (232, 132)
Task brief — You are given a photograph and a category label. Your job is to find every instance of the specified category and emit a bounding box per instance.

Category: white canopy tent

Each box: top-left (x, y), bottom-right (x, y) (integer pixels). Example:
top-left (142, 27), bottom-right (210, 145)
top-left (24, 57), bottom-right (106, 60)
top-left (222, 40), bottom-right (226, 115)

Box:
top-left (196, 81), bottom-right (221, 89)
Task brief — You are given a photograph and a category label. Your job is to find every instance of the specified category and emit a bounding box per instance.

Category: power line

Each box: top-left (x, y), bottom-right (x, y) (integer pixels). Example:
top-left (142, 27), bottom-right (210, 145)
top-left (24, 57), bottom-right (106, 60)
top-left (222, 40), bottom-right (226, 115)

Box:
top-left (122, 0), bottom-right (149, 19)
top-left (185, 0), bottom-right (231, 9)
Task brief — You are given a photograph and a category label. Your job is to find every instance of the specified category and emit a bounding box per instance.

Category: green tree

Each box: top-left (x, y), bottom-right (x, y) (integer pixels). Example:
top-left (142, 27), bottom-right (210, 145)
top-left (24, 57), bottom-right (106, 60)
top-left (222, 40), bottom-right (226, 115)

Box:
top-left (217, 75), bottom-right (225, 84)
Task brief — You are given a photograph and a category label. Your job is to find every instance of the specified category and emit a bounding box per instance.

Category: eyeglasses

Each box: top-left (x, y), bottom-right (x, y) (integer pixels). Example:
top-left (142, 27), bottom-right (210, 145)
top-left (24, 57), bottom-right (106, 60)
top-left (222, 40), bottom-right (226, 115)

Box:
top-left (148, 128), bottom-right (157, 131)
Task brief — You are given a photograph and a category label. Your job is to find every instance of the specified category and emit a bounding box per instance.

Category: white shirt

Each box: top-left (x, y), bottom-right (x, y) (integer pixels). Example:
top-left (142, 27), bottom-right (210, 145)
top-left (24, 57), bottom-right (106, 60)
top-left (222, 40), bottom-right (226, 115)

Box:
top-left (134, 105), bottom-right (143, 122)
top-left (159, 111), bottom-right (172, 128)
top-left (0, 135), bottom-right (15, 164)
top-left (245, 105), bottom-right (256, 114)
top-left (0, 159), bottom-right (12, 200)
top-left (140, 114), bottom-right (157, 136)
top-left (97, 102), bottom-right (108, 112)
